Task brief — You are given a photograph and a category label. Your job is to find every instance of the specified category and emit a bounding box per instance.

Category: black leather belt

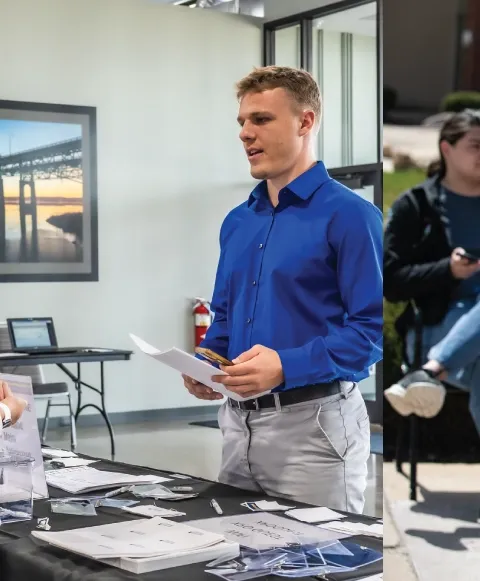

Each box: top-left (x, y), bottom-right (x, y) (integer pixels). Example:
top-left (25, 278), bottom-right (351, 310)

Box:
top-left (228, 381), bottom-right (342, 411)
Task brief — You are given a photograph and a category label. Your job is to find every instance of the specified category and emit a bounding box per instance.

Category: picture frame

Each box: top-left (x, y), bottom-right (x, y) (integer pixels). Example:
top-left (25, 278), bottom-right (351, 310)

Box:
top-left (0, 100), bottom-right (98, 282)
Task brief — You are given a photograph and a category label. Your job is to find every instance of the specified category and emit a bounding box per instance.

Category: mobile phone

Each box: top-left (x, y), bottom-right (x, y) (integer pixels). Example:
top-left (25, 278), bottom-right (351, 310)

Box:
top-left (456, 250), bottom-right (480, 264)
top-left (195, 347), bottom-right (233, 366)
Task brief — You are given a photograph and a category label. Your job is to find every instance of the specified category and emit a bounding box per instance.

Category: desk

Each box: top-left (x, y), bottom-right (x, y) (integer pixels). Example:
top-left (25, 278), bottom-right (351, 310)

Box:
top-left (0, 349), bottom-right (132, 460)
top-left (0, 455), bottom-right (383, 581)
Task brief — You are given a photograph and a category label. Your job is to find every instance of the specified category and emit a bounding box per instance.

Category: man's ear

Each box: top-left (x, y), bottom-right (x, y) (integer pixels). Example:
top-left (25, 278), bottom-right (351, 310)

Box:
top-left (299, 110), bottom-right (316, 136)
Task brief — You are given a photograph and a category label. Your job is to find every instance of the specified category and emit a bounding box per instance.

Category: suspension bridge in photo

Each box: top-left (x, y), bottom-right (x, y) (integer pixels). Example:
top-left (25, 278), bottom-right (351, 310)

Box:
top-left (0, 137), bottom-right (82, 262)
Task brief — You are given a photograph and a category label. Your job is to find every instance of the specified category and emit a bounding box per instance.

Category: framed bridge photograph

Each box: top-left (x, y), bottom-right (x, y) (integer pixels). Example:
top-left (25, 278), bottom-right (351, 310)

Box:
top-left (0, 100), bottom-right (98, 282)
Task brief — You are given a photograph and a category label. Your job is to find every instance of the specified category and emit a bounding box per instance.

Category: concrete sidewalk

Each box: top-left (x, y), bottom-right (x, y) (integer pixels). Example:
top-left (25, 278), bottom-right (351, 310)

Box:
top-left (383, 124), bottom-right (439, 170)
top-left (384, 461), bottom-right (480, 581)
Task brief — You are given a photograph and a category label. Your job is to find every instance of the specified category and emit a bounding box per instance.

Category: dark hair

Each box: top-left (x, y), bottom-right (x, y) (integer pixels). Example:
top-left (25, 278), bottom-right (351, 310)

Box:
top-left (428, 109), bottom-right (480, 178)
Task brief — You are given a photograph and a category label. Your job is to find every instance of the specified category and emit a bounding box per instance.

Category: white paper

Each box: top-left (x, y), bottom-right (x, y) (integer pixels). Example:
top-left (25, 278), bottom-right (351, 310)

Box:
top-left (122, 505), bottom-right (186, 518)
top-left (242, 501), bottom-right (295, 511)
top-left (129, 334), bottom-right (270, 402)
top-left (47, 458), bottom-right (97, 468)
top-left (32, 517), bottom-right (226, 559)
top-left (285, 507), bottom-right (345, 523)
top-left (0, 373), bottom-right (49, 499)
top-left (42, 448), bottom-right (78, 459)
top-left (45, 466), bottom-right (172, 494)
top-left (319, 520), bottom-right (383, 538)
top-left (188, 512), bottom-right (348, 550)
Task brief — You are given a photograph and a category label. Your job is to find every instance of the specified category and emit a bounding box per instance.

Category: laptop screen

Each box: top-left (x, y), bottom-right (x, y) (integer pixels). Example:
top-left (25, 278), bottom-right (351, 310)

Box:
top-left (8, 318), bottom-right (57, 349)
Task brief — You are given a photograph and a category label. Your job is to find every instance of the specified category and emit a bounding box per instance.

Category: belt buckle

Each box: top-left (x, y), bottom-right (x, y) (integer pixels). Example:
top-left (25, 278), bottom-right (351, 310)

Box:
top-left (253, 398), bottom-right (260, 411)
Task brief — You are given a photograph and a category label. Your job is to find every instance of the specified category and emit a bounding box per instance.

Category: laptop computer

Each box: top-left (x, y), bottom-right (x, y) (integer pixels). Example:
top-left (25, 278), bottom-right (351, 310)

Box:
top-left (6, 317), bottom-right (81, 355)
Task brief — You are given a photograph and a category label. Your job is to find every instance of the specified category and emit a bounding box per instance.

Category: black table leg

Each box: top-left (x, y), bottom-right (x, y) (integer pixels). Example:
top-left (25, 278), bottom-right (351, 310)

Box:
top-left (409, 414), bottom-right (418, 501)
top-left (100, 362), bottom-right (115, 461)
top-left (75, 362), bottom-right (82, 419)
top-left (57, 361), bottom-right (116, 461)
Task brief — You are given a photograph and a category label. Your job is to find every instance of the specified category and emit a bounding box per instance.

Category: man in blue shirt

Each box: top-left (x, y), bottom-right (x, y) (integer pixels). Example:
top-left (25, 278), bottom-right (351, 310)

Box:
top-left (183, 66), bottom-right (383, 514)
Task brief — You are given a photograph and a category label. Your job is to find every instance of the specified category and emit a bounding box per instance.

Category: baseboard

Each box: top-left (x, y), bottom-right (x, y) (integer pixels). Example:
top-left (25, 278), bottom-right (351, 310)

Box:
top-left (37, 405), bottom-right (221, 431)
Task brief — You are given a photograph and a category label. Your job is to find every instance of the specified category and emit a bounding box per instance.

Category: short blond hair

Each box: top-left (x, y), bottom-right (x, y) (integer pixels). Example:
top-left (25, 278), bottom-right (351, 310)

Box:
top-left (236, 66), bottom-right (322, 123)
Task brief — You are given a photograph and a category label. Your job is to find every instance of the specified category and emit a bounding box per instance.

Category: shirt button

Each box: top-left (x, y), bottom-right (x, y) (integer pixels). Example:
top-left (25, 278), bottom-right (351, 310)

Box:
top-left (246, 318), bottom-right (251, 324)
top-left (258, 244), bottom-right (263, 249)
top-left (252, 281), bottom-right (256, 286)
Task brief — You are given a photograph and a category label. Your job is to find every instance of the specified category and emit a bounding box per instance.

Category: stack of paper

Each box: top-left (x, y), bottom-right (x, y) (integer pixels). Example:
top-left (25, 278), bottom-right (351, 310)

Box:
top-left (45, 466), bottom-right (172, 494)
top-left (319, 520), bottom-right (383, 538)
top-left (32, 517), bottom-right (240, 574)
top-left (42, 448), bottom-right (78, 459)
top-left (285, 507), bottom-right (346, 523)
top-left (46, 458), bottom-right (98, 468)
top-left (241, 501), bottom-right (295, 512)
top-left (129, 334), bottom-right (270, 402)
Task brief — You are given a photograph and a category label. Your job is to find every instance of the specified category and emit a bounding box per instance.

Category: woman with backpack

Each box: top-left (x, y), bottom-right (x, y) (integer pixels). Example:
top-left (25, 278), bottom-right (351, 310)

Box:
top-left (384, 109), bottom-right (480, 435)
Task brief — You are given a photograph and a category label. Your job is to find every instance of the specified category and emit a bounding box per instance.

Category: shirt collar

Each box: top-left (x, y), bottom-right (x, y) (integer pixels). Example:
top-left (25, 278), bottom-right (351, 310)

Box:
top-left (247, 161), bottom-right (331, 207)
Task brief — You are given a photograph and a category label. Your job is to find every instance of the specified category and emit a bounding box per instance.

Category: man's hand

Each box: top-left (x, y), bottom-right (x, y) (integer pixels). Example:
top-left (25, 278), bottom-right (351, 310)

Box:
top-left (182, 370), bottom-right (224, 401)
top-left (212, 345), bottom-right (284, 398)
top-left (450, 247), bottom-right (480, 279)
top-left (0, 381), bottom-right (27, 425)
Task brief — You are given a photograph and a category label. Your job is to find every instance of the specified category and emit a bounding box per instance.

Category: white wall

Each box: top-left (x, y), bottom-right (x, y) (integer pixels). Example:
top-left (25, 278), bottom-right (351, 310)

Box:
top-left (0, 0), bottom-right (261, 417)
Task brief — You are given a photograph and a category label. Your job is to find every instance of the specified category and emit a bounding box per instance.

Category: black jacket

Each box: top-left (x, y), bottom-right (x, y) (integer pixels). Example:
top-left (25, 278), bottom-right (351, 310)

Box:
top-left (384, 175), bottom-right (460, 338)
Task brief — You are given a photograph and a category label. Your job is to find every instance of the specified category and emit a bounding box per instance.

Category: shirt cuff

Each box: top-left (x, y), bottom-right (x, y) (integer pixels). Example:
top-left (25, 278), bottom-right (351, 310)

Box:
top-left (277, 345), bottom-right (323, 389)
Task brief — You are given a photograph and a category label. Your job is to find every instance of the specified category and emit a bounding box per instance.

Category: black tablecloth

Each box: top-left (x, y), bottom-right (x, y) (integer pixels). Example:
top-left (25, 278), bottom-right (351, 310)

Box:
top-left (0, 455), bottom-right (382, 580)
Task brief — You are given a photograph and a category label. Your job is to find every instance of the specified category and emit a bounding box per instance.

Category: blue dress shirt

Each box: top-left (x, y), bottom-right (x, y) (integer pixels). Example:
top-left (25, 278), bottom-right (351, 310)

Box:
top-left (200, 161), bottom-right (383, 391)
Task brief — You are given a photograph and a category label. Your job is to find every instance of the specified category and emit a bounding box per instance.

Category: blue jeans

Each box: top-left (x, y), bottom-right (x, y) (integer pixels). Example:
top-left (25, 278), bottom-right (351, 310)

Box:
top-left (406, 297), bottom-right (480, 435)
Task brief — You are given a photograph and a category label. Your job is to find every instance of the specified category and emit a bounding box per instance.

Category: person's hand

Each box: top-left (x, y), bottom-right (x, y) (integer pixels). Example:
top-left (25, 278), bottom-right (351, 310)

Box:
top-left (0, 381), bottom-right (27, 425)
top-left (450, 248), bottom-right (480, 279)
top-left (212, 345), bottom-right (284, 399)
top-left (181, 364), bottom-right (224, 401)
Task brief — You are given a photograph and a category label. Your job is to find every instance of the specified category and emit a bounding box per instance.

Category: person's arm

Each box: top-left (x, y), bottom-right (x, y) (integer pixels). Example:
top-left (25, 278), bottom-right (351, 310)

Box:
top-left (0, 381), bottom-right (27, 426)
top-left (277, 201), bottom-right (383, 388)
top-left (383, 193), bottom-right (458, 303)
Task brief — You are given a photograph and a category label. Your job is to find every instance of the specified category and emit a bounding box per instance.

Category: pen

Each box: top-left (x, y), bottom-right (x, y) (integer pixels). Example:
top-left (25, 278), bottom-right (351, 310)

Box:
top-left (210, 498), bottom-right (223, 515)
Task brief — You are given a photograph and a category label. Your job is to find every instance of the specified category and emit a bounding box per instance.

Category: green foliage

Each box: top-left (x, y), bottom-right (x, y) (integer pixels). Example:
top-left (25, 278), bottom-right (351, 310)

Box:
top-left (440, 91), bottom-right (480, 113)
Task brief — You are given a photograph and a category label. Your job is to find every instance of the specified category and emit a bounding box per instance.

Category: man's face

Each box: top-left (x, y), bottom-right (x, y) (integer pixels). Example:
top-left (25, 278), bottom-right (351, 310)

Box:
top-left (443, 127), bottom-right (480, 184)
top-left (237, 88), bottom-right (310, 181)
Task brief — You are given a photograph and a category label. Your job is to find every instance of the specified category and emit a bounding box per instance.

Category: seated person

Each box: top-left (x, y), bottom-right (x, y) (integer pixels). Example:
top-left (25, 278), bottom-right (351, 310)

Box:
top-left (0, 380), bottom-right (27, 430)
top-left (384, 109), bottom-right (480, 435)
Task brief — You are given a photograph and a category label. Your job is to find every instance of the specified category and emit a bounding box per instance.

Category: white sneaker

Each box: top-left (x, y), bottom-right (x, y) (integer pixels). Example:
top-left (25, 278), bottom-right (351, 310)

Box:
top-left (384, 384), bottom-right (415, 416)
top-left (385, 370), bottom-right (446, 419)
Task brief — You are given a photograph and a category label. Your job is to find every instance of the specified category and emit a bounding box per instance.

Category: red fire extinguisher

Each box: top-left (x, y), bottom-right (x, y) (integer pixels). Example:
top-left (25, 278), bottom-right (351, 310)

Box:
top-left (193, 297), bottom-right (212, 348)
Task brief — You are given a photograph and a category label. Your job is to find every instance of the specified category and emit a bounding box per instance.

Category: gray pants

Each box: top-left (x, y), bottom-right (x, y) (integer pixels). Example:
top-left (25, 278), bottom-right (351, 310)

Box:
top-left (217, 384), bottom-right (370, 514)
